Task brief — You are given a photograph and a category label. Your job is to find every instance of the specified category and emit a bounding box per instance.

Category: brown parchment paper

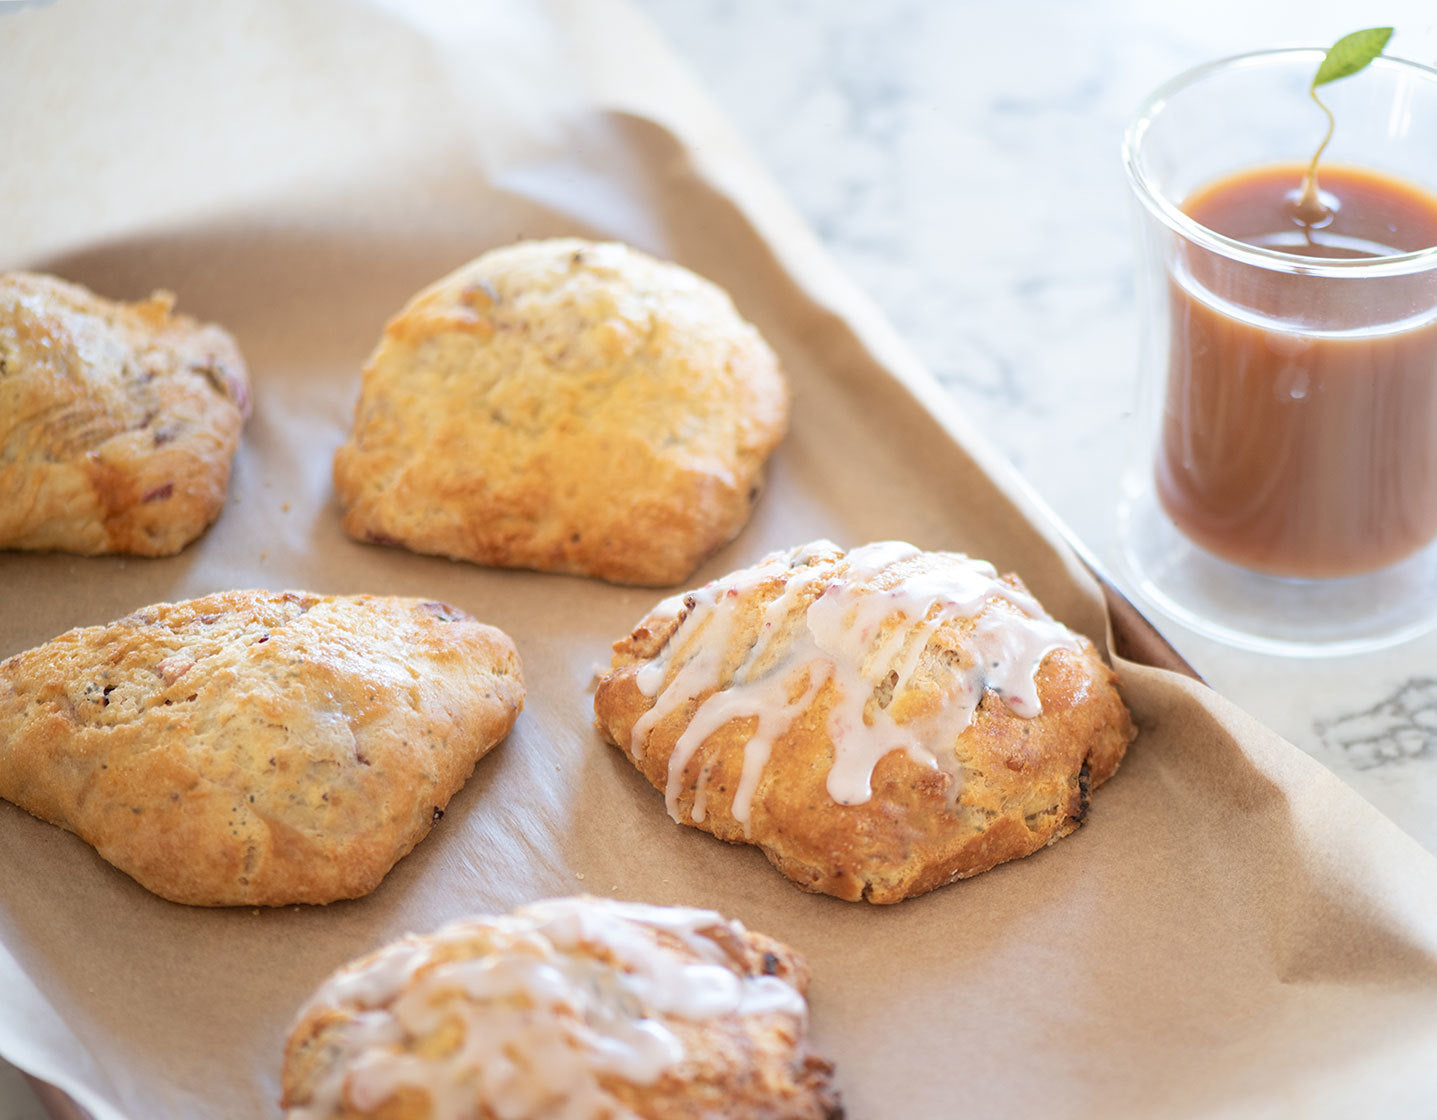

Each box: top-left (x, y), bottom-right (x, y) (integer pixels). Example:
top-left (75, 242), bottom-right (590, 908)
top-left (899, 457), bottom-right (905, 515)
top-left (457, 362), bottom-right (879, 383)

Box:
top-left (2, 2), bottom-right (1437, 1118)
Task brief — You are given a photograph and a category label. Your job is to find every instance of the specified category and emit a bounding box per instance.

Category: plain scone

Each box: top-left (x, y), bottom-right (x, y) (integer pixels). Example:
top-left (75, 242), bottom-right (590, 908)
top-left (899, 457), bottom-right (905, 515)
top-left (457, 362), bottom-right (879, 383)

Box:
top-left (0, 590), bottom-right (524, 906)
top-left (281, 896), bottom-right (842, 1120)
top-left (332, 238), bottom-right (789, 586)
top-left (0, 271), bottom-right (251, 555)
top-left (594, 541), bottom-right (1136, 903)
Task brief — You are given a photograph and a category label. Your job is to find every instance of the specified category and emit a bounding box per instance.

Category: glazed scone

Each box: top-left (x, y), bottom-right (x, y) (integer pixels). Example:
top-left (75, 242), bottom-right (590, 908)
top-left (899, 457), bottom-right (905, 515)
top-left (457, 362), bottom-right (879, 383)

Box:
top-left (594, 541), bottom-right (1136, 903)
top-left (0, 590), bottom-right (524, 906)
top-left (0, 271), bottom-right (251, 555)
top-left (281, 896), bottom-right (841, 1120)
top-left (332, 239), bottom-right (789, 586)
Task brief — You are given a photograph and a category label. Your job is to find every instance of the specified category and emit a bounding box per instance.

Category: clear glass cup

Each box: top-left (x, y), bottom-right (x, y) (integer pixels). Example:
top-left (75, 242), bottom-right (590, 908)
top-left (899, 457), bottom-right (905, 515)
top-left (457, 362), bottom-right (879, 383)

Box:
top-left (1120, 48), bottom-right (1437, 655)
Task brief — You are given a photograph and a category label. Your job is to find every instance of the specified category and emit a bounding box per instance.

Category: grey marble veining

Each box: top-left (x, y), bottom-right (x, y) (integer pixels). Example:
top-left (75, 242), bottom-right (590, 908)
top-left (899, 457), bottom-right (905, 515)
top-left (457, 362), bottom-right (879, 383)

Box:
top-left (1318, 679), bottom-right (1437, 768)
top-left (636, 0), bottom-right (1437, 855)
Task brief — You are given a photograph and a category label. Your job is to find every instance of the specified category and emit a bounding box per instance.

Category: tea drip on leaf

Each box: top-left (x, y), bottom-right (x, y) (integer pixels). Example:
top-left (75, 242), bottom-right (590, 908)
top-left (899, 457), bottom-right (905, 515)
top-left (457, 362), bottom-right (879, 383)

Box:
top-left (1294, 27), bottom-right (1393, 226)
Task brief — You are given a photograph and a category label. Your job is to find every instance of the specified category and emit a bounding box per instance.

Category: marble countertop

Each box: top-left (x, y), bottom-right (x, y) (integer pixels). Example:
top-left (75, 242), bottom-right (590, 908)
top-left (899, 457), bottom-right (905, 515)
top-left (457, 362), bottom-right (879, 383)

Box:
top-left (6, 1), bottom-right (1437, 1115)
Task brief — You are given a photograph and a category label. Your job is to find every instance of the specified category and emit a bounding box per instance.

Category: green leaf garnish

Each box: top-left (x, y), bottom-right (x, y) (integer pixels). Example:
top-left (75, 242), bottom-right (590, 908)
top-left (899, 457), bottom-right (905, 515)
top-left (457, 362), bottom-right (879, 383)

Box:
top-left (1296, 28), bottom-right (1394, 226)
top-left (1312, 27), bottom-right (1393, 88)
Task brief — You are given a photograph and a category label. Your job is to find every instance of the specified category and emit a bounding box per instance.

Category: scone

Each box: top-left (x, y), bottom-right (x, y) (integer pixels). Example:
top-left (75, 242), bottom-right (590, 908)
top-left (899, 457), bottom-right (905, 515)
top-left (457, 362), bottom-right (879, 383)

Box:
top-left (594, 541), bottom-right (1135, 903)
top-left (0, 590), bottom-right (524, 906)
top-left (281, 896), bottom-right (841, 1120)
top-left (332, 238), bottom-right (788, 586)
top-left (0, 271), bottom-right (251, 555)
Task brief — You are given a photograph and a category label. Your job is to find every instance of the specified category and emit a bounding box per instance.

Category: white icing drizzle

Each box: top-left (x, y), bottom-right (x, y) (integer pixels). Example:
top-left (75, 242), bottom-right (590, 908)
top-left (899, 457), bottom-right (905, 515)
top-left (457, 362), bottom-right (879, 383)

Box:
top-left (628, 541), bottom-right (1083, 834)
top-left (287, 898), bottom-right (804, 1120)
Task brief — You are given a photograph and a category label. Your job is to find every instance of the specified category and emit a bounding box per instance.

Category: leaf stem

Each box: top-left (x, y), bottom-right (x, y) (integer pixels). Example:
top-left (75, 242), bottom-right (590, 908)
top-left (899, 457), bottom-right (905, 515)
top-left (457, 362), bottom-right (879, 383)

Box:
top-left (1296, 88), bottom-right (1335, 225)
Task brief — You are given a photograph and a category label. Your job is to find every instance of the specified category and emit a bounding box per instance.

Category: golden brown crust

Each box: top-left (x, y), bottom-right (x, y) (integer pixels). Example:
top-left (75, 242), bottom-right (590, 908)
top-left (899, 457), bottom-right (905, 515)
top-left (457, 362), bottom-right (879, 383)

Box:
top-left (593, 542), bottom-right (1135, 903)
top-left (0, 271), bottom-right (251, 555)
top-left (281, 897), bottom-right (842, 1120)
top-left (0, 591), bottom-right (524, 906)
top-left (332, 238), bottom-right (789, 586)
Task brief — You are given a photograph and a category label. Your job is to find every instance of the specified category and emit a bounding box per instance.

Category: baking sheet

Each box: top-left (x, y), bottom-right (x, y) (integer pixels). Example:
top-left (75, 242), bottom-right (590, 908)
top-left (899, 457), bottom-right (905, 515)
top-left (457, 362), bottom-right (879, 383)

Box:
top-left (3, 1), bottom-right (1437, 1117)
